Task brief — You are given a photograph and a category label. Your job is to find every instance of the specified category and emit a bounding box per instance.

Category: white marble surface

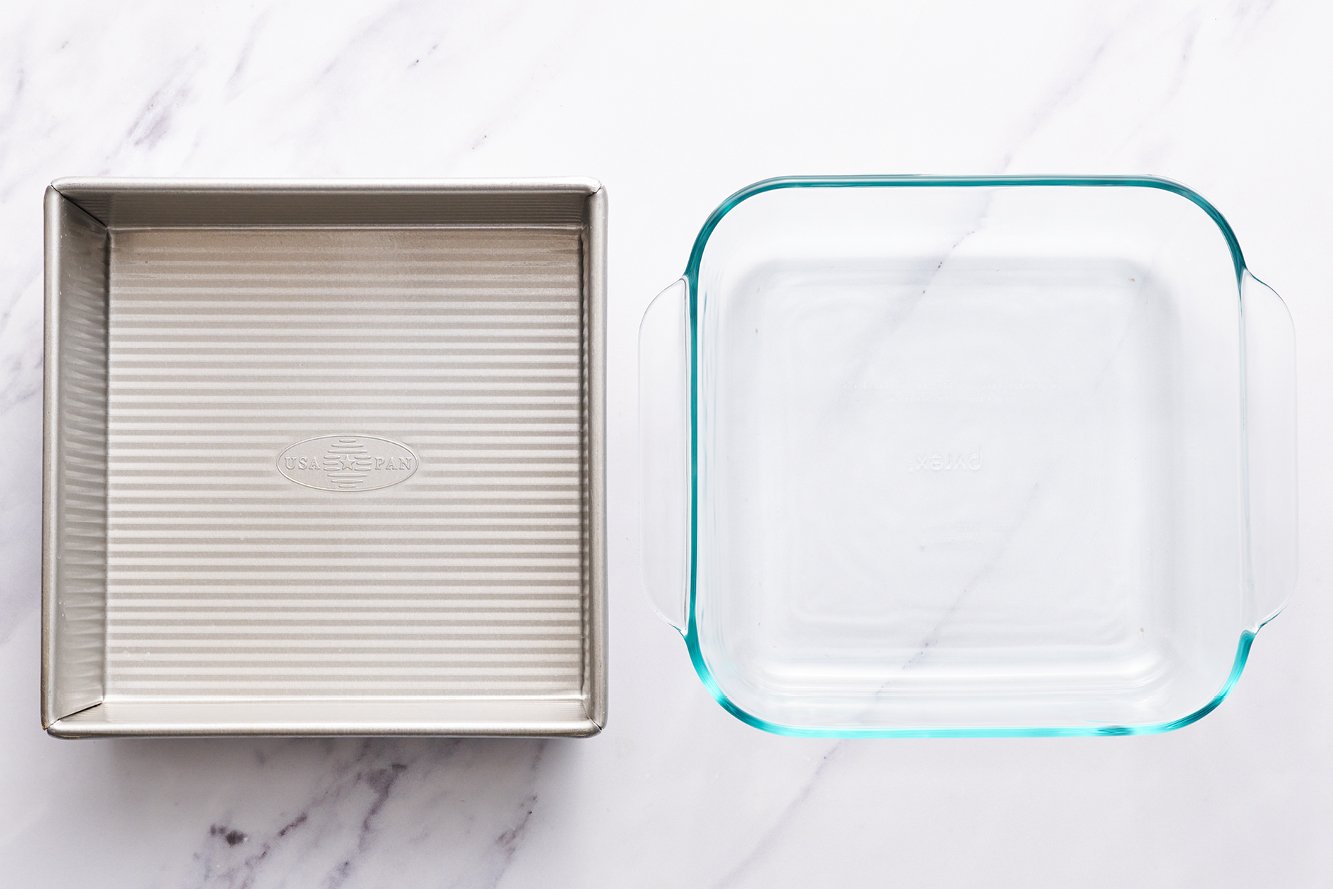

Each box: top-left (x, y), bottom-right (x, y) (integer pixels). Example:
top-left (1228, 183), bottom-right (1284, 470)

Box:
top-left (2, 1), bottom-right (1331, 885)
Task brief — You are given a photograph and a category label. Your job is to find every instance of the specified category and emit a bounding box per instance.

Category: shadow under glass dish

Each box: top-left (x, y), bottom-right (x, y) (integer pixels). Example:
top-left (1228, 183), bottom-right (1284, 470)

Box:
top-left (641, 176), bottom-right (1295, 737)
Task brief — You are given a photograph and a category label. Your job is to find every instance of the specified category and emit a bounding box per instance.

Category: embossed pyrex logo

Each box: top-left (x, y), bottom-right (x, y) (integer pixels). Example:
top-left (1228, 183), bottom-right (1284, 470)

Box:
top-left (277, 435), bottom-right (419, 492)
top-left (910, 450), bottom-right (982, 473)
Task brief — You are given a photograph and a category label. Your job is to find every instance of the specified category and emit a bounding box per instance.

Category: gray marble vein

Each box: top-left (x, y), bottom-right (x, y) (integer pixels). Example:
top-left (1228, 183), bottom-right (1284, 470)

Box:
top-left (706, 742), bottom-right (845, 889)
top-left (127, 73), bottom-right (194, 150)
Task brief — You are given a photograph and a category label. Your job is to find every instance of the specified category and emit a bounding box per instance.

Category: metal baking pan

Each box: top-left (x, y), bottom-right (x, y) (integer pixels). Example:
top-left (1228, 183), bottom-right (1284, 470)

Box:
top-left (42, 179), bottom-right (606, 737)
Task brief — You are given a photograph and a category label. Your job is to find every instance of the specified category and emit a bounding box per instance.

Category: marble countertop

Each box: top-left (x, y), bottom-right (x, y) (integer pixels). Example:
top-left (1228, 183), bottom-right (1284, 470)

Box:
top-left (2, 1), bottom-right (1331, 886)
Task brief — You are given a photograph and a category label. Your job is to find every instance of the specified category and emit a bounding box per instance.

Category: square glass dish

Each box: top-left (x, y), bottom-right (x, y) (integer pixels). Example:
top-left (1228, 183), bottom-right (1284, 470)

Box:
top-left (641, 176), bottom-right (1295, 737)
top-left (43, 179), bottom-right (606, 737)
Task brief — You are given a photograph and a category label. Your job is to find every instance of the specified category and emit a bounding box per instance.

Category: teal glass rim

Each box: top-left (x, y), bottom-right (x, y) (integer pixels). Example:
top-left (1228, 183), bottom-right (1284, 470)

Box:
top-left (677, 174), bottom-right (1267, 738)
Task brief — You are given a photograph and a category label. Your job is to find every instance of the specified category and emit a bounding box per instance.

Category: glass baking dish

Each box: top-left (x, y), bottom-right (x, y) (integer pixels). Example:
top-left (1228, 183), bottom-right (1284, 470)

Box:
top-left (641, 176), bottom-right (1295, 737)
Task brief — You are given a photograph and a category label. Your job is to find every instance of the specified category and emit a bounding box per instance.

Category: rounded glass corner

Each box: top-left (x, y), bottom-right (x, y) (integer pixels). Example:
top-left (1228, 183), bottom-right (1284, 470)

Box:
top-left (684, 175), bottom-right (1250, 288)
top-left (681, 627), bottom-right (1262, 739)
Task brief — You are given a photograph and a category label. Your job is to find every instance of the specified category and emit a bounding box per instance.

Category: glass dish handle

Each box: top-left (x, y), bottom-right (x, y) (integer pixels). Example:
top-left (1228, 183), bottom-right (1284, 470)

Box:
top-left (1241, 271), bottom-right (1297, 629)
top-left (639, 278), bottom-right (691, 632)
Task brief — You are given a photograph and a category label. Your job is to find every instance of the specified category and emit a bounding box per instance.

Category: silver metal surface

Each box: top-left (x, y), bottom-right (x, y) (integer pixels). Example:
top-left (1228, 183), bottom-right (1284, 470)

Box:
top-left (42, 179), bottom-right (606, 737)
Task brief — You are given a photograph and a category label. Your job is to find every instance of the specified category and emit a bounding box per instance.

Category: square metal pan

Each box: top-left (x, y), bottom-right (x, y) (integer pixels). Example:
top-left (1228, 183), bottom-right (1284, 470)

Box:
top-left (42, 179), bottom-right (606, 737)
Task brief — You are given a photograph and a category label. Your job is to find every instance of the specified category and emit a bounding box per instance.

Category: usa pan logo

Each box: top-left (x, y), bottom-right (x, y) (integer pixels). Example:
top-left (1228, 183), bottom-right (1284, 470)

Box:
top-left (277, 435), bottom-right (419, 492)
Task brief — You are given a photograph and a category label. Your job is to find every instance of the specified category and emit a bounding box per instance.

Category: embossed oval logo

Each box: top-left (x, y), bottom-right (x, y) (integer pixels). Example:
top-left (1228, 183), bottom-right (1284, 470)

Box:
top-left (277, 435), bottom-right (419, 492)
